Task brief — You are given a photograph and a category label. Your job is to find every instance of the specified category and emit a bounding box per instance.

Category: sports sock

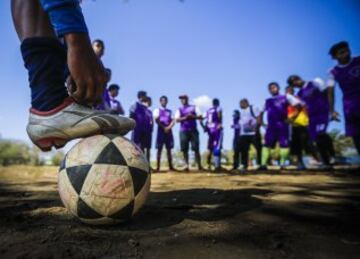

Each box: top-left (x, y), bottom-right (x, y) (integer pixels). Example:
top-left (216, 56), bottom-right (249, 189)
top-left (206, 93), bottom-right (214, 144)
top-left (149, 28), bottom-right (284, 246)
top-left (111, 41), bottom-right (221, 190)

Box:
top-left (280, 148), bottom-right (289, 166)
top-left (21, 37), bottom-right (69, 111)
top-left (261, 147), bottom-right (270, 166)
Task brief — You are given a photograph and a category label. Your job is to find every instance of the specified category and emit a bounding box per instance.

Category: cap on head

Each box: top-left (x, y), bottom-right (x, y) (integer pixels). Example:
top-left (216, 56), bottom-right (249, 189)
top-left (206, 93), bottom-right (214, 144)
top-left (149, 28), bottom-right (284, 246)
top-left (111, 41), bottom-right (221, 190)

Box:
top-left (179, 95), bottom-right (188, 100)
top-left (213, 98), bottom-right (220, 106)
top-left (329, 41), bottom-right (349, 57)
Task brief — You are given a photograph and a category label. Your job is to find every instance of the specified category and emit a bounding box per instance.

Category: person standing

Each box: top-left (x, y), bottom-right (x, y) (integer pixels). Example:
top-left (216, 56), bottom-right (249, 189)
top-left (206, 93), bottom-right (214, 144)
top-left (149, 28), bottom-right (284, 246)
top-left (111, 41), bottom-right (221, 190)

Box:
top-left (175, 95), bottom-right (203, 171)
top-left (143, 97), bottom-right (154, 162)
top-left (130, 91), bottom-right (151, 157)
top-left (231, 110), bottom-right (241, 170)
top-left (236, 99), bottom-right (262, 170)
top-left (92, 39), bottom-right (111, 111)
top-left (108, 84), bottom-right (125, 115)
top-left (328, 41), bottom-right (360, 154)
top-left (202, 98), bottom-right (223, 171)
top-left (287, 75), bottom-right (336, 166)
top-left (259, 82), bottom-right (292, 170)
top-left (153, 96), bottom-right (175, 171)
top-left (285, 86), bottom-right (319, 169)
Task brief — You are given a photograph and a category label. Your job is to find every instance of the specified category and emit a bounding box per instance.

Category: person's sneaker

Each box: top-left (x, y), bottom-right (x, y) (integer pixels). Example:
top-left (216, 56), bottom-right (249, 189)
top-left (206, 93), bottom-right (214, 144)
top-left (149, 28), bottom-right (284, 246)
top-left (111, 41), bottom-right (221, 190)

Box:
top-left (297, 163), bottom-right (307, 171)
top-left (27, 97), bottom-right (136, 151)
top-left (258, 165), bottom-right (268, 171)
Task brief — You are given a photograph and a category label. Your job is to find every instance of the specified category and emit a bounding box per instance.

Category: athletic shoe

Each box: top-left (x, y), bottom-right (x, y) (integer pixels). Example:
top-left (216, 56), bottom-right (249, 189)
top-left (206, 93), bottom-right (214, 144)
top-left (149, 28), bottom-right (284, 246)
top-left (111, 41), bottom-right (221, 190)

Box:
top-left (27, 97), bottom-right (135, 151)
top-left (297, 163), bottom-right (307, 171)
top-left (258, 165), bottom-right (268, 171)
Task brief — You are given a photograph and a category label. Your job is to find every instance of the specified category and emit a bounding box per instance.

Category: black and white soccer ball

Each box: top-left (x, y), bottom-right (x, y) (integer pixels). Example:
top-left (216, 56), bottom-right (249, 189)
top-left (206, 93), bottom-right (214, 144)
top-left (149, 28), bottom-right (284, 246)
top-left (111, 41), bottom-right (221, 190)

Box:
top-left (58, 134), bottom-right (151, 225)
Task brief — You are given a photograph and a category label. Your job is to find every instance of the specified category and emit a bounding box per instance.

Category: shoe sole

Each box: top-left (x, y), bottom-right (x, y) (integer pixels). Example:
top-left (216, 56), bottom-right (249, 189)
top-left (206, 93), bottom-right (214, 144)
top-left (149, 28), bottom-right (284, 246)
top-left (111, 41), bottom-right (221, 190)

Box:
top-left (32, 126), bottom-right (134, 152)
top-left (35, 137), bottom-right (67, 152)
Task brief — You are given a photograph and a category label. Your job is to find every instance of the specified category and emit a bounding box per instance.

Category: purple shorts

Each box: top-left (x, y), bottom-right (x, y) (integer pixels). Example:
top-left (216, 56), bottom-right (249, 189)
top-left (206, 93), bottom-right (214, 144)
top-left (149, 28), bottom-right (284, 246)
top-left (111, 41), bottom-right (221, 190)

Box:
top-left (344, 101), bottom-right (360, 137)
top-left (156, 130), bottom-right (174, 150)
top-left (132, 129), bottom-right (152, 150)
top-left (207, 128), bottom-right (222, 150)
top-left (308, 115), bottom-right (329, 141)
top-left (265, 122), bottom-right (289, 148)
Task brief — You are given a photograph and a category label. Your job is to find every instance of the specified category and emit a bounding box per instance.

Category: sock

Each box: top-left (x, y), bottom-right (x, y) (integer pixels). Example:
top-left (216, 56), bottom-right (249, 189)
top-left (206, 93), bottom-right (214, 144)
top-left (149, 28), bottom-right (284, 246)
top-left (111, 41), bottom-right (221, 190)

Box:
top-left (214, 154), bottom-right (221, 168)
top-left (21, 37), bottom-right (69, 111)
top-left (280, 148), bottom-right (289, 166)
top-left (261, 147), bottom-right (270, 166)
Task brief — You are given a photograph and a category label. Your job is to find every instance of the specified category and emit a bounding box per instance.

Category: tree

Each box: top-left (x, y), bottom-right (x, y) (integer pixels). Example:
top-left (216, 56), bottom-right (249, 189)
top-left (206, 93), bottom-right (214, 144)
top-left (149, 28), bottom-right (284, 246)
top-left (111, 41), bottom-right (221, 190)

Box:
top-left (329, 129), bottom-right (356, 156)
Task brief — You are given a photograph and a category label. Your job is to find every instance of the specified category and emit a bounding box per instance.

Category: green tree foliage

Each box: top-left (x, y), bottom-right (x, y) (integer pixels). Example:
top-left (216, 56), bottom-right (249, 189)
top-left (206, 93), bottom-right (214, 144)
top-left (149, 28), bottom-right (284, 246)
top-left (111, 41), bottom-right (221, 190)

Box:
top-left (329, 129), bottom-right (355, 156)
top-left (51, 151), bottom-right (65, 166)
top-left (0, 139), bottom-right (39, 166)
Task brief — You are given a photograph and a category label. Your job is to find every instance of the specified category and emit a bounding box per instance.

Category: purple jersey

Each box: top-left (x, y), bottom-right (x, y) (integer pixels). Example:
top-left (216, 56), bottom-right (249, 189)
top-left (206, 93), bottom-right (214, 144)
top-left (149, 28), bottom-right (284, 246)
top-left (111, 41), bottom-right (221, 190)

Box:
top-left (205, 106), bottom-right (222, 130)
top-left (130, 102), bottom-right (152, 149)
top-left (265, 95), bottom-right (288, 124)
top-left (145, 108), bottom-right (153, 132)
top-left (96, 89), bottom-right (111, 111)
top-left (178, 105), bottom-right (198, 132)
top-left (330, 56), bottom-right (360, 102)
top-left (130, 102), bottom-right (148, 128)
top-left (158, 108), bottom-right (173, 127)
top-left (155, 108), bottom-right (174, 149)
top-left (232, 117), bottom-right (241, 138)
top-left (330, 56), bottom-right (360, 137)
top-left (298, 81), bottom-right (329, 119)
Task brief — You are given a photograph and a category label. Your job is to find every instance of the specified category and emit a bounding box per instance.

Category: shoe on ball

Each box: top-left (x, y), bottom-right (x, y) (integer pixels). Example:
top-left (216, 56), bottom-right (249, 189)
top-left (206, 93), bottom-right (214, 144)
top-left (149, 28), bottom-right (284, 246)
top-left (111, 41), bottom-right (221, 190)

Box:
top-left (27, 97), bottom-right (135, 151)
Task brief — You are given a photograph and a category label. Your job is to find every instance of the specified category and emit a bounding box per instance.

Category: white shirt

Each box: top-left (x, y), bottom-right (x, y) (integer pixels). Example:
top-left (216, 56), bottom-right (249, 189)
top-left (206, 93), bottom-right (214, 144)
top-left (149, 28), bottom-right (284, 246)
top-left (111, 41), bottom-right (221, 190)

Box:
top-left (239, 106), bottom-right (260, 135)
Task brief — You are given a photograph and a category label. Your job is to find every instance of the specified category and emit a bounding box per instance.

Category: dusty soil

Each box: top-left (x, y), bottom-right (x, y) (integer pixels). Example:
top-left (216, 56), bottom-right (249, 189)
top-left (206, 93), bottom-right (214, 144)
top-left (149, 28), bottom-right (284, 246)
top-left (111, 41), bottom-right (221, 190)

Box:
top-left (1, 166), bottom-right (360, 259)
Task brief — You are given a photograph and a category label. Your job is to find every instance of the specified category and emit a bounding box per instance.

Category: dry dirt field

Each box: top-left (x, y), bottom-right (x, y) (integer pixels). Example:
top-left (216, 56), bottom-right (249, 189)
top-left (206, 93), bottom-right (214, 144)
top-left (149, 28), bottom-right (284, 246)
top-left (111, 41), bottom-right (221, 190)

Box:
top-left (1, 166), bottom-right (360, 259)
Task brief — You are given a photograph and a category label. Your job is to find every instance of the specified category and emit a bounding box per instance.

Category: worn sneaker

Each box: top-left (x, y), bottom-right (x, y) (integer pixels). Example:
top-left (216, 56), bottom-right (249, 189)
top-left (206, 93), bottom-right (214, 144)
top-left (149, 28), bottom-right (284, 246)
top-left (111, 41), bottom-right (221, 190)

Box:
top-left (27, 97), bottom-right (135, 151)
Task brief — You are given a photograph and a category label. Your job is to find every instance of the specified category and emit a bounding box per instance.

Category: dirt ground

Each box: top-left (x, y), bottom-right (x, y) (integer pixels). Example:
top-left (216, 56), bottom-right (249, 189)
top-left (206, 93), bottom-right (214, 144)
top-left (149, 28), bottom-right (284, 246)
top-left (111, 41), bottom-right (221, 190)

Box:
top-left (1, 166), bottom-right (360, 259)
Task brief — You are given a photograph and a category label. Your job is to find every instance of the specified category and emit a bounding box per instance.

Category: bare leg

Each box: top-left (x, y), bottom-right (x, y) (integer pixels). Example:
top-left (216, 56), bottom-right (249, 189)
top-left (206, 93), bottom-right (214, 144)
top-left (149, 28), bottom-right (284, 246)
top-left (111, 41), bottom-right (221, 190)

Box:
top-left (183, 151), bottom-right (189, 171)
top-left (156, 146), bottom-right (163, 171)
top-left (11, 0), bottom-right (55, 41)
top-left (166, 148), bottom-right (174, 170)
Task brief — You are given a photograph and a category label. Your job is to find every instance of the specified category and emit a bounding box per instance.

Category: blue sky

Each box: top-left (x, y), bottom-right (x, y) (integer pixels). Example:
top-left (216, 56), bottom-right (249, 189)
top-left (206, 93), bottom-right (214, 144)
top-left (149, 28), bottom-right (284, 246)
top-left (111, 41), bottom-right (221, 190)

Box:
top-left (0, 0), bottom-right (359, 152)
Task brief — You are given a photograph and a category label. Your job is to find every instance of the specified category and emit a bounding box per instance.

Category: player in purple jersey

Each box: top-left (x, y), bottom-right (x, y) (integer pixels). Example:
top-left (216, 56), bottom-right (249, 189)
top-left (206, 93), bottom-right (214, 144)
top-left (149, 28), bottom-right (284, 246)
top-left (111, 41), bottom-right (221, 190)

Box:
top-left (231, 110), bottom-right (241, 170)
top-left (153, 96), bottom-right (176, 172)
top-left (175, 95), bottom-right (203, 171)
top-left (202, 99), bottom-right (223, 171)
top-left (288, 75), bottom-right (336, 166)
top-left (130, 91), bottom-right (152, 160)
top-left (91, 39), bottom-right (112, 111)
top-left (108, 84), bottom-right (125, 115)
top-left (327, 41), bottom-right (360, 154)
top-left (143, 97), bottom-right (154, 163)
top-left (259, 82), bottom-right (292, 170)
top-left (11, 0), bottom-right (134, 151)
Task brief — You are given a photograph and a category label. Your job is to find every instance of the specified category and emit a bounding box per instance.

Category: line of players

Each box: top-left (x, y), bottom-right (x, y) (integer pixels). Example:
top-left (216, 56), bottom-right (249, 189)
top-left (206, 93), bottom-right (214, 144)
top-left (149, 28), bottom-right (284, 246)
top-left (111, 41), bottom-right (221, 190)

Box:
top-left (96, 40), bottom-right (360, 172)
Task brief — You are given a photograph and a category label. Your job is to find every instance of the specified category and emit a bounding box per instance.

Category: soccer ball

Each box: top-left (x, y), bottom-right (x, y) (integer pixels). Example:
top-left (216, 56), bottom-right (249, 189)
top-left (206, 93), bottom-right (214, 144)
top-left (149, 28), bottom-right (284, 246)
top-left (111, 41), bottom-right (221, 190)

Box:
top-left (58, 134), bottom-right (151, 225)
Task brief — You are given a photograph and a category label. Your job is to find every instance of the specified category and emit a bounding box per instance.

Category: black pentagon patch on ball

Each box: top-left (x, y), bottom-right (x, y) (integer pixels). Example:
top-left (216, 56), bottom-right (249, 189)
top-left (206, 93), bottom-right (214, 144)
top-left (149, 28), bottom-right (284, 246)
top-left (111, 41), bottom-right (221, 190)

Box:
top-left (59, 156), bottom-right (66, 171)
top-left (66, 165), bottom-right (92, 194)
top-left (94, 142), bottom-right (127, 166)
top-left (129, 167), bottom-right (148, 196)
top-left (104, 134), bottom-right (118, 140)
top-left (77, 198), bottom-right (103, 219)
top-left (109, 200), bottom-right (134, 220)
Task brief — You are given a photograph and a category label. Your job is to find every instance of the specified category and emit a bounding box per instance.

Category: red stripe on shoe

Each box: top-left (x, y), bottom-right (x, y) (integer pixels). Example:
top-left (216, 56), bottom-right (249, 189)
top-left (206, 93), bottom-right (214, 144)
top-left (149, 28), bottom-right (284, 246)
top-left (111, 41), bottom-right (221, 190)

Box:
top-left (30, 97), bottom-right (74, 116)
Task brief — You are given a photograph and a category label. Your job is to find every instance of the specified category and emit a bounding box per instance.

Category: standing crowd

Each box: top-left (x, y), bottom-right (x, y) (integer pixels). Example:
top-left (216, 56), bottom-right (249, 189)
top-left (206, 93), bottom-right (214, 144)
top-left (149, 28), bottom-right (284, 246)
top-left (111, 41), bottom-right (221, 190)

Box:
top-left (96, 39), bottom-right (360, 172)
